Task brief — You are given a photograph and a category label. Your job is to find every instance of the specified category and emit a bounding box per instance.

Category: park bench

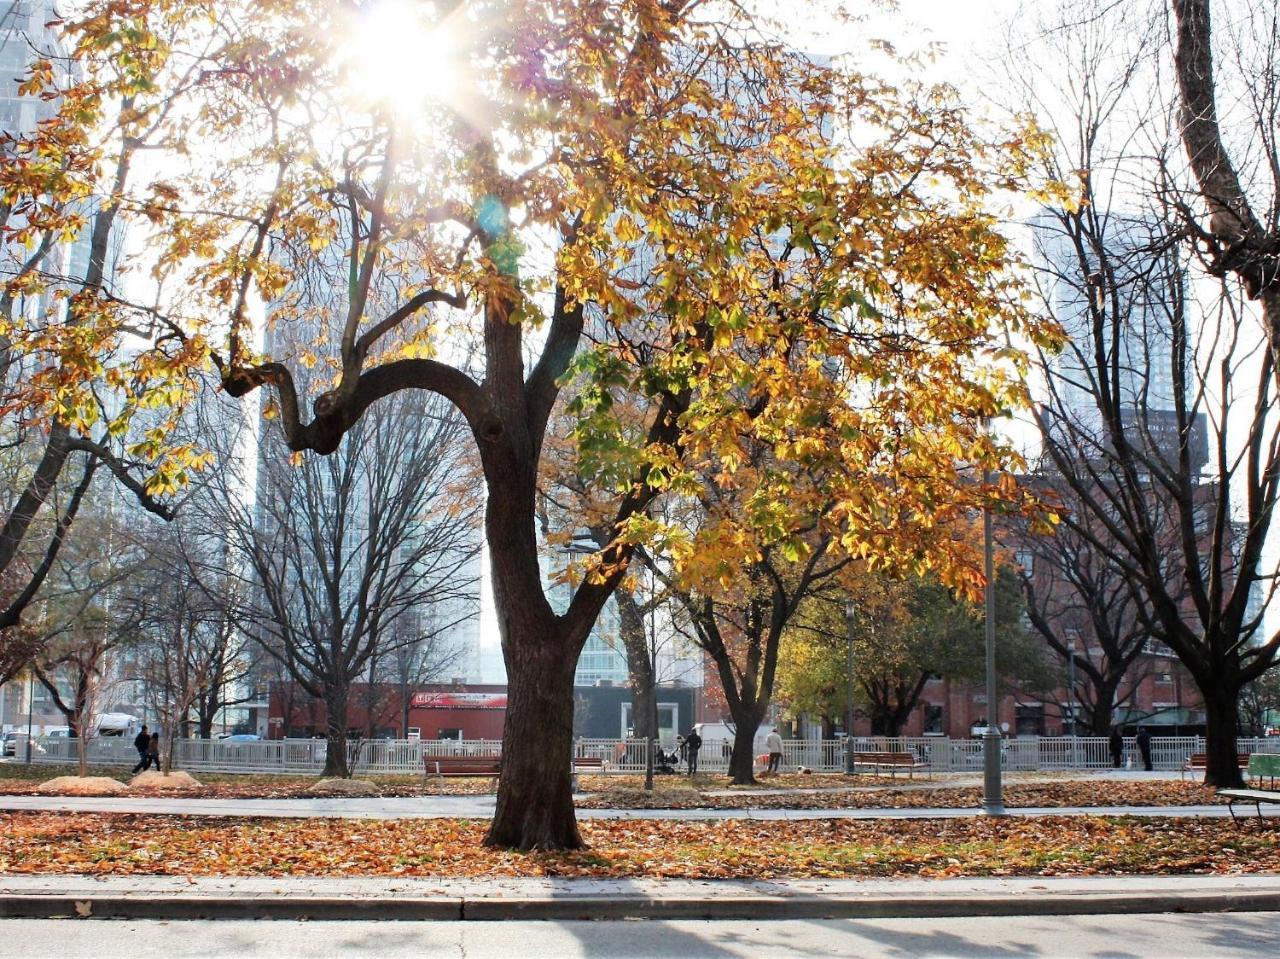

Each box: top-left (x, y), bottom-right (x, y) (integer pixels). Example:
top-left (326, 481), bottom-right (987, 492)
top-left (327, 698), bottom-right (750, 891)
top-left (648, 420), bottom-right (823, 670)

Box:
top-left (848, 751), bottom-right (929, 779)
top-left (423, 756), bottom-right (502, 780)
top-left (571, 756), bottom-right (605, 773)
top-left (1220, 753), bottom-right (1280, 819)
top-left (1181, 752), bottom-right (1249, 780)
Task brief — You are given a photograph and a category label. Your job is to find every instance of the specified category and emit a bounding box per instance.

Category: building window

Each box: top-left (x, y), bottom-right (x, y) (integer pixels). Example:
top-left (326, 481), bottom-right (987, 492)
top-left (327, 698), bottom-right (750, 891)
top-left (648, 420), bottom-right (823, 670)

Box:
top-left (1015, 704), bottom-right (1045, 736)
top-left (407, 727), bottom-right (421, 740)
top-left (923, 704), bottom-right (944, 734)
top-left (1015, 549), bottom-right (1034, 574)
top-left (1156, 673), bottom-right (1172, 685)
top-left (437, 728), bottom-right (463, 740)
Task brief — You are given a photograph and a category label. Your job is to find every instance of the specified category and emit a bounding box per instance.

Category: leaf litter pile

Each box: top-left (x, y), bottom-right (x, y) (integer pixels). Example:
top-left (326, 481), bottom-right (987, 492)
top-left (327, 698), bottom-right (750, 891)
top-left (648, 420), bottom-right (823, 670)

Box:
top-left (578, 779), bottom-right (1223, 810)
top-left (1, 813), bottom-right (1275, 879)
top-left (0, 767), bottom-right (1225, 809)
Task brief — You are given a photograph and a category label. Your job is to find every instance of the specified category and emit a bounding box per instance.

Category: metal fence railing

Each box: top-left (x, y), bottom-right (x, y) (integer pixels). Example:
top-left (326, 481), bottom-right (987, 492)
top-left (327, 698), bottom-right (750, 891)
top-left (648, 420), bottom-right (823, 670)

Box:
top-left (22, 735), bottom-right (1280, 777)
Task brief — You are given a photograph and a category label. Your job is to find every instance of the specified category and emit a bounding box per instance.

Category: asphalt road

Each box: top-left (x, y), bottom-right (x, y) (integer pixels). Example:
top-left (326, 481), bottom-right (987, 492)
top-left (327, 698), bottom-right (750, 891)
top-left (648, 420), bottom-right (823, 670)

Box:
top-left (1, 913), bottom-right (1277, 958)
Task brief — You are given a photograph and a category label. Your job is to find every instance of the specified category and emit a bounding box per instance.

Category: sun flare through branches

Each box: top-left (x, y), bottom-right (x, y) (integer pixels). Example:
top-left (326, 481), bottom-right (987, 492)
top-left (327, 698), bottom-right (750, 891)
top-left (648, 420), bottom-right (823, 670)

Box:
top-left (338, 0), bottom-right (461, 119)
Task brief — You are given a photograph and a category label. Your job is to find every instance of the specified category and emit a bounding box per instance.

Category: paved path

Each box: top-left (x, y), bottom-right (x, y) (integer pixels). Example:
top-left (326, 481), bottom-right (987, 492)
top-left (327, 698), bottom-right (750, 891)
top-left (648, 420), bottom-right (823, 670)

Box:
top-left (3, 873), bottom-right (1280, 923)
top-left (0, 793), bottom-right (1253, 820)
top-left (6, 913), bottom-right (1280, 958)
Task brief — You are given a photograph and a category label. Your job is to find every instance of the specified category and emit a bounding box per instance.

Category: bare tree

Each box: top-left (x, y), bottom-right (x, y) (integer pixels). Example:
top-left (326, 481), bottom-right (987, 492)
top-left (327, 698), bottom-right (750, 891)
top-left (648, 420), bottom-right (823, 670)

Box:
top-left (207, 390), bottom-right (481, 778)
top-left (1010, 0), bottom-right (1280, 785)
top-left (1015, 479), bottom-right (1155, 735)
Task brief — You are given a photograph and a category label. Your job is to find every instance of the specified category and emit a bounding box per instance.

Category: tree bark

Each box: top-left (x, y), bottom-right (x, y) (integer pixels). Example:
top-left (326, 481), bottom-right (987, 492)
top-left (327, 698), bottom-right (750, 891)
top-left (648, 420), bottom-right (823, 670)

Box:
top-left (484, 625), bottom-right (582, 850)
top-left (617, 593), bottom-right (658, 740)
top-left (1202, 685), bottom-right (1244, 788)
top-left (321, 684), bottom-right (351, 778)
top-left (726, 710), bottom-right (762, 785)
top-left (1085, 677), bottom-right (1119, 736)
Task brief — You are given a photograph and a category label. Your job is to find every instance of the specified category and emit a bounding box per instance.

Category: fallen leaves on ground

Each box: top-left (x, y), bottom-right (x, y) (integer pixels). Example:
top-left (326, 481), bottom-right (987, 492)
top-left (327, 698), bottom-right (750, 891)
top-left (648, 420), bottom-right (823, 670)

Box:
top-left (0, 767), bottom-right (495, 798)
top-left (575, 780), bottom-right (1225, 810)
top-left (0, 812), bottom-right (1271, 880)
top-left (0, 767), bottom-right (1225, 808)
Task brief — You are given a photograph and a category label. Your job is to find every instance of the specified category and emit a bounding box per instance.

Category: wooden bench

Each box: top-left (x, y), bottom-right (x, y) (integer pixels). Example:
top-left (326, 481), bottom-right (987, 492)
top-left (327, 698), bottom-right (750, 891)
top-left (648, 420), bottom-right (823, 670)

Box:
top-left (1181, 753), bottom-right (1249, 780)
top-left (571, 756), bottom-right (605, 773)
top-left (849, 751), bottom-right (929, 779)
top-left (1219, 788), bottom-right (1280, 820)
top-left (424, 756), bottom-right (501, 779)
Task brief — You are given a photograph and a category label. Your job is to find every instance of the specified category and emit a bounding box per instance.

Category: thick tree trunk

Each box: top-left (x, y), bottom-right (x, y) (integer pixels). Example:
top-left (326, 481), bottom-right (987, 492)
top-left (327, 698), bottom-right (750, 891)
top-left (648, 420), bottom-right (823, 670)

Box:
top-left (869, 707), bottom-right (892, 737)
top-left (484, 627), bottom-right (582, 850)
top-left (1086, 678), bottom-right (1118, 736)
top-left (617, 596), bottom-right (658, 741)
top-left (1202, 686), bottom-right (1244, 788)
top-left (726, 713), bottom-right (761, 785)
top-left (321, 685), bottom-right (351, 778)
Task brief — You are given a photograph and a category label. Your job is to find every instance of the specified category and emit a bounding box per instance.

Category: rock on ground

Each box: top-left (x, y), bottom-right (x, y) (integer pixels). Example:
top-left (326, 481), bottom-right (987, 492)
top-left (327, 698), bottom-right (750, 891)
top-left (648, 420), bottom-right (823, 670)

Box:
top-left (129, 770), bottom-right (203, 790)
top-left (306, 778), bottom-right (379, 796)
top-left (34, 776), bottom-right (127, 796)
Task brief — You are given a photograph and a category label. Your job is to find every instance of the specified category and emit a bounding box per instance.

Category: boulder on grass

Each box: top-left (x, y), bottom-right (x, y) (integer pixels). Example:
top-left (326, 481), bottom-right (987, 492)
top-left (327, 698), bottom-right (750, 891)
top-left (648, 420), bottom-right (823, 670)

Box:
top-left (129, 770), bottom-right (202, 790)
top-left (306, 777), bottom-right (379, 797)
top-left (35, 776), bottom-right (127, 796)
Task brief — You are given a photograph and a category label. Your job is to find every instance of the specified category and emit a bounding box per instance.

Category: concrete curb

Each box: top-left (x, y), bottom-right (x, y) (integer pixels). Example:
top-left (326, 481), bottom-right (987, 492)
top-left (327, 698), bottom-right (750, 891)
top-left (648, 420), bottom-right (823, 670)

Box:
top-left (4, 877), bottom-right (1280, 921)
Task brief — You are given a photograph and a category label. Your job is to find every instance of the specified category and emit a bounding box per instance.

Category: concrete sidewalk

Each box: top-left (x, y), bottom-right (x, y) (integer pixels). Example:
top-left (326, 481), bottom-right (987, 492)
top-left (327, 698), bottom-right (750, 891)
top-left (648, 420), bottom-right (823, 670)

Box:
top-left (2, 873), bottom-right (1279, 921)
top-left (0, 793), bottom-right (1256, 820)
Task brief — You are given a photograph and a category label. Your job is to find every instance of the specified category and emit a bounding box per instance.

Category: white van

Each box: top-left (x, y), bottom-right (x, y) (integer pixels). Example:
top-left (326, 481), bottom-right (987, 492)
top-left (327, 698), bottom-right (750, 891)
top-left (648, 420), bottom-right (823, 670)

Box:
top-left (94, 713), bottom-right (140, 737)
top-left (692, 722), bottom-right (776, 753)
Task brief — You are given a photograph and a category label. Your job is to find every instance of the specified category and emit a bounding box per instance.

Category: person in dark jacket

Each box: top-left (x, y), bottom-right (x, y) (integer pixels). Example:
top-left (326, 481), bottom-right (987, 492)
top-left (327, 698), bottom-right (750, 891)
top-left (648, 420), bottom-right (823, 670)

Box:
top-left (130, 725), bottom-right (150, 775)
top-left (146, 732), bottom-right (161, 773)
top-left (1135, 727), bottom-right (1153, 772)
top-left (1109, 728), bottom-right (1124, 769)
top-left (685, 730), bottom-right (702, 775)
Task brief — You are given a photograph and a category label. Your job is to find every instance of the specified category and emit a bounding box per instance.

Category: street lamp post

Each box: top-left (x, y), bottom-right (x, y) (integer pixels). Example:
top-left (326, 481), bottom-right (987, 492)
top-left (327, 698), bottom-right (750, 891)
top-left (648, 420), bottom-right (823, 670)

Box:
top-left (24, 670), bottom-right (35, 765)
top-left (1066, 640), bottom-right (1078, 768)
top-left (845, 600), bottom-right (856, 771)
top-left (644, 563), bottom-right (656, 793)
top-left (981, 465), bottom-right (1005, 816)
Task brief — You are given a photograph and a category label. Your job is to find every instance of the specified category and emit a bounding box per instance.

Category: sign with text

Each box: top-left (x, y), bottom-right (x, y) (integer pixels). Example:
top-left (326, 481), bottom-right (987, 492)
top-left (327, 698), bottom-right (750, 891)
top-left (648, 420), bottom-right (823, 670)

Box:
top-left (410, 692), bottom-right (508, 709)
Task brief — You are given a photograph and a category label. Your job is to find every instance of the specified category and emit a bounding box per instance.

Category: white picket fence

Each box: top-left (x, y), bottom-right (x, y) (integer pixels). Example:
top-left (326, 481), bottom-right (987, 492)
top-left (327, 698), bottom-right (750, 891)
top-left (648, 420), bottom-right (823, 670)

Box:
top-left (25, 734), bottom-right (1280, 776)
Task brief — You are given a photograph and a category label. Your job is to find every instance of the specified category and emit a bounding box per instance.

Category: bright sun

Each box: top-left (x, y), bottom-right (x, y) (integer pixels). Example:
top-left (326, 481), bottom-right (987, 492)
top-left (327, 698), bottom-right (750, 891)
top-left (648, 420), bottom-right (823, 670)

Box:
top-left (340, 0), bottom-right (459, 117)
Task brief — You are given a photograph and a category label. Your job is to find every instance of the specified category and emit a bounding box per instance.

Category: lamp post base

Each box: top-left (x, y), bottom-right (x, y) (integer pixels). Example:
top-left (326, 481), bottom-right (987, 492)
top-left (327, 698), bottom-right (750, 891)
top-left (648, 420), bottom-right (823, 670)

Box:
top-left (981, 729), bottom-right (1005, 816)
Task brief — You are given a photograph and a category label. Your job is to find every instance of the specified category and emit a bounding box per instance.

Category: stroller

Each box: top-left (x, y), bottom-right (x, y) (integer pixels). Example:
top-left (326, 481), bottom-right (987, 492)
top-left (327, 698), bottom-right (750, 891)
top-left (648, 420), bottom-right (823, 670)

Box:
top-left (653, 746), bottom-right (678, 775)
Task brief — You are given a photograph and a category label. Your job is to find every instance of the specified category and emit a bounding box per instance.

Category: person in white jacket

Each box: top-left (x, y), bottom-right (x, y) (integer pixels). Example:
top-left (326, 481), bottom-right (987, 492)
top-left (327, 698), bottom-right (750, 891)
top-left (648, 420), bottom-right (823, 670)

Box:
top-left (765, 730), bottom-right (784, 774)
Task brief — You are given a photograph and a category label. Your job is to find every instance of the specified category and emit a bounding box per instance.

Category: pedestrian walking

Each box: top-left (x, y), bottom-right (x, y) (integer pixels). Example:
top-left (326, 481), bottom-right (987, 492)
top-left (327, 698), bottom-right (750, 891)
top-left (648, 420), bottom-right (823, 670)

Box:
top-left (146, 731), bottom-right (161, 773)
top-left (130, 725), bottom-right (150, 775)
top-left (1136, 727), bottom-right (1153, 772)
top-left (685, 729), bottom-right (702, 775)
top-left (765, 729), bottom-right (783, 774)
top-left (1109, 728), bottom-right (1124, 769)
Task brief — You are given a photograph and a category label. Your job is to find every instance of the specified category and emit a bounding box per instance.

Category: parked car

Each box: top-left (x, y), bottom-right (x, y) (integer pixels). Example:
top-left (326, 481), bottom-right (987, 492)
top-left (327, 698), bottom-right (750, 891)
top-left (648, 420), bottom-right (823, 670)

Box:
top-left (218, 733), bottom-right (261, 742)
top-left (1, 732), bottom-right (45, 757)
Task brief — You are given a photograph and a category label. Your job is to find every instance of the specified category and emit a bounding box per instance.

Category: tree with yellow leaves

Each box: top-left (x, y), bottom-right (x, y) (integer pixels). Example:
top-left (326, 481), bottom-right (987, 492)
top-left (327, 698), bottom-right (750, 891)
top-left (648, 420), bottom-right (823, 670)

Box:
top-left (4, 0), bottom-right (1059, 849)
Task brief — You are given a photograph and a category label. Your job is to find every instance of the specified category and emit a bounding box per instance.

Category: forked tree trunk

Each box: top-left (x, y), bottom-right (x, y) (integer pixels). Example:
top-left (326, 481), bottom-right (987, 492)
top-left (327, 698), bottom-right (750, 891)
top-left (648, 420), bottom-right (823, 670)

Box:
top-left (322, 685), bottom-right (351, 778)
top-left (1202, 686), bottom-right (1244, 788)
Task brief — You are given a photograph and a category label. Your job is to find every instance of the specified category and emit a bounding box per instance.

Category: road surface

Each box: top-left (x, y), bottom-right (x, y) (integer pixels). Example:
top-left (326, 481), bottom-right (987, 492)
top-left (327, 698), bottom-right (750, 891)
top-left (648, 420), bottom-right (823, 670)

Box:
top-left (0, 913), bottom-right (1276, 958)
